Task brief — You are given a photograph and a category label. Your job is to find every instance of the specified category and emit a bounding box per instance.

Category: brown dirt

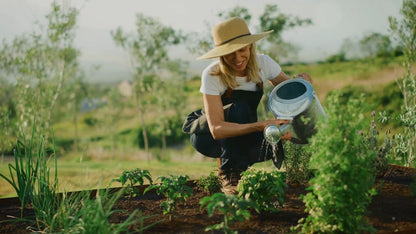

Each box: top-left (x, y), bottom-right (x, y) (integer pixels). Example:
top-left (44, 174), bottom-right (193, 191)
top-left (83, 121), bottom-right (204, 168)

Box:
top-left (0, 164), bottom-right (415, 233)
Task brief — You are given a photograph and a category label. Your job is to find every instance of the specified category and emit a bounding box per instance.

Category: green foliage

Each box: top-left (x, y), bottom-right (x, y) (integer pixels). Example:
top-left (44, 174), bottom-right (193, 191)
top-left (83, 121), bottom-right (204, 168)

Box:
top-left (49, 189), bottom-right (156, 233)
top-left (359, 32), bottom-right (393, 58)
top-left (0, 126), bottom-right (59, 220)
top-left (362, 111), bottom-right (393, 175)
top-left (111, 13), bottom-right (188, 155)
top-left (283, 142), bottom-right (313, 184)
top-left (389, 0), bottom-right (416, 167)
top-left (237, 168), bottom-right (287, 212)
top-left (200, 193), bottom-right (256, 234)
top-left (325, 52), bottom-right (347, 63)
top-left (293, 92), bottom-right (378, 233)
top-left (145, 175), bottom-right (193, 215)
top-left (197, 172), bottom-right (222, 194)
top-left (0, 1), bottom-right (81, 148)
top-left (189, 4), bottom-right (312, 61)
top-left (111, 168), bottom-right (153, 199)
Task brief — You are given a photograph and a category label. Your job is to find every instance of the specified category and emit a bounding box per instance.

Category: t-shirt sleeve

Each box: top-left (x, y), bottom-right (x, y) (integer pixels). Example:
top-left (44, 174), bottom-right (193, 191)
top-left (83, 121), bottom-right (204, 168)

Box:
top-left (258, 54), bottom-right (282, 82)
top-left (199, 63), bottom-right (225, 95)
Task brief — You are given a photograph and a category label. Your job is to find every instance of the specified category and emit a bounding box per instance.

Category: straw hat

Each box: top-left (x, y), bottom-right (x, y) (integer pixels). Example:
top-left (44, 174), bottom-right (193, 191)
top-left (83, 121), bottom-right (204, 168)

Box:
top-left (197, 17), bottom-right (272, 60)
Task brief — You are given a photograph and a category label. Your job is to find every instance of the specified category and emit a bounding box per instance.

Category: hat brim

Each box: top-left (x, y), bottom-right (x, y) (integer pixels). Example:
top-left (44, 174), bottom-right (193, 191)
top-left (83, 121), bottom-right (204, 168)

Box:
top-left (197, 30), bottom-right (273, 60)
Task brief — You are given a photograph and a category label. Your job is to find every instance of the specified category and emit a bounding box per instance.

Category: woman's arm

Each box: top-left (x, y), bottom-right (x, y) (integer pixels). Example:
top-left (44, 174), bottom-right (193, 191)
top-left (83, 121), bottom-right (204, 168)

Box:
top-left (269, 71), bottom-right (291, 86)
top-left (269, 71), bottom-right (312, 86)
top-left (203, 94), bottom-right (289, 140)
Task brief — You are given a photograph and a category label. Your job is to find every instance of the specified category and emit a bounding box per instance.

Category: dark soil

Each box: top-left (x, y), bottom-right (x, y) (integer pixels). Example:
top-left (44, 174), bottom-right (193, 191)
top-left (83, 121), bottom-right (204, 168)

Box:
top-left (0, 164), bottom-right (415, 233)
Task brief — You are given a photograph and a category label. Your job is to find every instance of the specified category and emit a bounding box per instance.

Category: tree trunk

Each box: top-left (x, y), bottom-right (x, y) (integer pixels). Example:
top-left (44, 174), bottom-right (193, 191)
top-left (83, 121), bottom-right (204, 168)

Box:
top-left (134, 90), bottom-right (149, 161)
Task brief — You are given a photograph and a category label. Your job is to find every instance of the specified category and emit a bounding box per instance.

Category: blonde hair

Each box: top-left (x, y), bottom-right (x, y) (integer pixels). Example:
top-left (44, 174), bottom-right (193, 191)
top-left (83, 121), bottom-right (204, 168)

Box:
top-left (210, 45), bottom-right (261, 89)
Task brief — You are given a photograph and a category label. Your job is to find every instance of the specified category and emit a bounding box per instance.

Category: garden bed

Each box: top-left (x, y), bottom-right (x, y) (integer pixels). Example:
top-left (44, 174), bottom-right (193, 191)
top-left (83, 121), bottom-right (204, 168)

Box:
top-left (0, 164), bottom-right (415, 233)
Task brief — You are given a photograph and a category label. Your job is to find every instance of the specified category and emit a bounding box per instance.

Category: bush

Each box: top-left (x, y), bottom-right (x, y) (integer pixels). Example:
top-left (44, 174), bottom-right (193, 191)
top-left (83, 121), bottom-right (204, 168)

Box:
top-left (238, 168), bottom-right (287, 212)
top-left (294, 92), bottom-right (378, 233)
top-left (197, 172), bottom-right (221, 194)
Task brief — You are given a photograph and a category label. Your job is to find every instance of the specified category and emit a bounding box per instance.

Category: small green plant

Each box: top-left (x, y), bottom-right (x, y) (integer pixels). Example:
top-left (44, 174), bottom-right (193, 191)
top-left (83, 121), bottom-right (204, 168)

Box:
top-left (237, 168), bottom-right (287, 212)
top-left (200, 193), bottom-right (256, 234)
top-left (293, 93), bottom-right (378, 233)
top-left (145, 175), bottom-right (193, 215)
top-left (0, 139), bottom-right (37, 215)
top-left (111, 168), bottom-right (153, 198)
top-left (283, 141), bottom-right (313, 184)
top-left (363, 111), bottom-right (393, 176)
top-left (197, 171), bottom-right (221, 194)
top-left (49, 189), bottom-right (158, 233)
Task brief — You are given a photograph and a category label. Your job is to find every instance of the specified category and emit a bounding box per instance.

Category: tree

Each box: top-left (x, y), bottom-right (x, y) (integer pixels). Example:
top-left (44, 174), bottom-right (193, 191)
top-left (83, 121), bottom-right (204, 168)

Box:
top-left (153, 59), bottom-right (189, 152)
top-left (389, 0), bottom-right (416, 166)
top-left (0, 1), bottom-right (80, 147)
top-left (359, 32), bottom-right (392, 58)
top-left (111, 13), bottom-right (185, 159)
top-left (188, 4), bottom-right (312, 62)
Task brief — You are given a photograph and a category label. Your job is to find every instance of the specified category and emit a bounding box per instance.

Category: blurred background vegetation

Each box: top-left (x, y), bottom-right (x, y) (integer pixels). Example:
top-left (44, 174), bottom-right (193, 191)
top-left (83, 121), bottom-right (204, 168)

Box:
top-left (0, 1), bottom-right (414, 197)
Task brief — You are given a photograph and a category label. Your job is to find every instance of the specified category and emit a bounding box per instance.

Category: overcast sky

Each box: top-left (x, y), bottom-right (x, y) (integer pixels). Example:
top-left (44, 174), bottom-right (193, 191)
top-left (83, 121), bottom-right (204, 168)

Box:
top-left (0, 0), bottom-right (403, 82)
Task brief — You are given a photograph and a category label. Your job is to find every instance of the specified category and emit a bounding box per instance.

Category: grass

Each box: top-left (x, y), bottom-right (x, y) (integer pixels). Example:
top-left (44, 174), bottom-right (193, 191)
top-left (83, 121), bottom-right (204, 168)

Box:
top-left (0, 148), bottom-right (279, 198)
top-left (0, 151), bottom-right (218, 198)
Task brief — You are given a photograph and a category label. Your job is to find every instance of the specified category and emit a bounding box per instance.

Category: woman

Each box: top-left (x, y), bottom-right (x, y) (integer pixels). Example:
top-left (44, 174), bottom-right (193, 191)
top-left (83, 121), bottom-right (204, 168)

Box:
top-left (192, 17), bottom-right (312, 194)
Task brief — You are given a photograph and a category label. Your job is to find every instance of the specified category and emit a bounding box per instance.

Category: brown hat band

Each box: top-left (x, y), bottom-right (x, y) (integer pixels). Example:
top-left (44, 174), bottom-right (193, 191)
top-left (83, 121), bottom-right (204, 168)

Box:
top-left (215, 33), bottom-right (251, 47)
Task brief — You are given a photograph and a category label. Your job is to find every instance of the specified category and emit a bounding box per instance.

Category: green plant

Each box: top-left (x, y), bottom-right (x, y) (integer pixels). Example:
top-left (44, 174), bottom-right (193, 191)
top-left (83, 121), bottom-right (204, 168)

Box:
top-left (0, 125), bottom-right (59, 220)
top-left (200, 193), bottom-right (256, 234)
top-left (49, 189), bottom-right (158, 233)
top-left (31, 137), bottom-right (60, 230)
top-left (362, 111), bottom-right (393, 176)
top-left (389, 0), bottom-right (416, 167)
top-left (283, 141), bottom-right (313, 184)
top-left (293, 93), bottom-right (378, 233)
top-left (197, 171), bottom-right (221, 194)
top-left (0, 139), bottom-right (37, 215)
top-left (145, 175), bottom-right (193, 215)
top-left (111, 168), bottom-right (153, 199)
top-left (237, 168), bottom-right (287, 212)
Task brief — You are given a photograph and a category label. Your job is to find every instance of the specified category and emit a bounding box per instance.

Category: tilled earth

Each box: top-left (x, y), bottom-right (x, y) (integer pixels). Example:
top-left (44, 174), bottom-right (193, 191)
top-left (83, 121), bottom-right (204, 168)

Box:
top-left (0, 164), bottom-right (415, 233)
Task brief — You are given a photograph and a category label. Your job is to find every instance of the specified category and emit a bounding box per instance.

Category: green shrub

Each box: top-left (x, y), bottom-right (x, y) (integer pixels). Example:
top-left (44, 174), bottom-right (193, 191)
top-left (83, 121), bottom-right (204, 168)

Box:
top-left (197, 172), bottom-right (222, 194)
top-left (200, 193), bottom-right (256, 234)
top-left (293, 92), bottom-right (378, 233)
top-left (283, 142), bottom-right (313, 184)
top-left (238, 168), bottom-right (287, 212)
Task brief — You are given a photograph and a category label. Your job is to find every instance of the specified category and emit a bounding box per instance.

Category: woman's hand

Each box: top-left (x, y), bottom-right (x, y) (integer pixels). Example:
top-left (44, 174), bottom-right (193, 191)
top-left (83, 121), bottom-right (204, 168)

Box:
top-left (262, 119), bottom-right (291, 130)
top-left (294, 72), bottom-right (312, 84)
top-left (262, 119), bottom-right (292, 140)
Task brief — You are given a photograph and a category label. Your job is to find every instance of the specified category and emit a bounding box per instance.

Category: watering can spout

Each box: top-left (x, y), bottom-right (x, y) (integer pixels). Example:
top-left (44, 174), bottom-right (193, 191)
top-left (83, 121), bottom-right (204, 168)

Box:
top-left (264, 124), bottom-right (293, 146)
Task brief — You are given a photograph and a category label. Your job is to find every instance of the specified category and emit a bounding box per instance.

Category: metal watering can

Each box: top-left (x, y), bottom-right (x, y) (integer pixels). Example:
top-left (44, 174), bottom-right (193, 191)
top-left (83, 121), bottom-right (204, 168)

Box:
top-left (264, 78), bottom-right (326, 145)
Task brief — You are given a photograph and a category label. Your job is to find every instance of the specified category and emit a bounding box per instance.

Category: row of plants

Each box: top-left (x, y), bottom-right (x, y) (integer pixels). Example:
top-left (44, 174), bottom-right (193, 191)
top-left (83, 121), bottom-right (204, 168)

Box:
top-left (0, 134), bottom-right (288, 233)
top-left (0, 102), bottom-right (413, 233)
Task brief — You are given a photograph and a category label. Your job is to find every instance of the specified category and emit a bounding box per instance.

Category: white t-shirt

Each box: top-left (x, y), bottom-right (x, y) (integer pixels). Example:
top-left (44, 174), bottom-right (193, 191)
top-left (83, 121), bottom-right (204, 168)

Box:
top-left (200, 54), bottom-right (282, 96)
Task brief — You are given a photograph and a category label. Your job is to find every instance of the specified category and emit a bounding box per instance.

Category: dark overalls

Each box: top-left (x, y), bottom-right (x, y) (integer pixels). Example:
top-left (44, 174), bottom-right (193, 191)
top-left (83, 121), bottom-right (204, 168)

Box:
top-left (190, 83), bottom-right (284, 171)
